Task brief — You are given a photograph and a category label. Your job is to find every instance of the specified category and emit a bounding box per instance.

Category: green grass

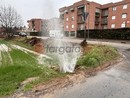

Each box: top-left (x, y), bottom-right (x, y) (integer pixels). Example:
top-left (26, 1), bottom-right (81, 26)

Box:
top-left (0, 65), bottom-right (64, 96)
top-left (10, 49), bottom-right (37, 66)
top-left (0, 65), bottom-right (42, 95)
top-left (77, 45), bottom-right (119, 68)
top-left (10, 40), bottom-right (33, 50)
top-left (0, 39), bottom-right (120, 96)
top-left (0, 39), bottom-right (64, 96)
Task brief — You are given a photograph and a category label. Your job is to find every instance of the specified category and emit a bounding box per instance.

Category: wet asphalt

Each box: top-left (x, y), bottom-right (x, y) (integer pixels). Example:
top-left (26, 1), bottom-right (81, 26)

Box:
top-left (49, 41), bottom-right (130, 98)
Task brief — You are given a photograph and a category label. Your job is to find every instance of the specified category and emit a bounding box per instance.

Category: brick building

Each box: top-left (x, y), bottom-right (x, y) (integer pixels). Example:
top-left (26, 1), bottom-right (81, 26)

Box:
top-left (27, 18), bottom-right (43, 32)
top-left (59, 0), bottom-right (130, 37)
top-left (27, 18), bottom-right (62, 36)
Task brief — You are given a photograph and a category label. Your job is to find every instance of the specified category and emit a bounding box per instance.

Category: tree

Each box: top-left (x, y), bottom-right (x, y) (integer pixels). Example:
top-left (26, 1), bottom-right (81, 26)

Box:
top-left (0, 5), bottom-right (23, 38)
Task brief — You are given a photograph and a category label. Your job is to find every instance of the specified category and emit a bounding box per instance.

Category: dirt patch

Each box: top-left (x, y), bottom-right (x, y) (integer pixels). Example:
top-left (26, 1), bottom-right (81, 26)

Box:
top-left (34, 43), bottom-right (44, 54)
top-left (26, 37), bottom-right (43, 46)
top-left (82, 45), bottom-right (93, 54)
top-left (21, 77), bottom-right (39, 86)
top-left (25, 37), bottom-right (45, 54)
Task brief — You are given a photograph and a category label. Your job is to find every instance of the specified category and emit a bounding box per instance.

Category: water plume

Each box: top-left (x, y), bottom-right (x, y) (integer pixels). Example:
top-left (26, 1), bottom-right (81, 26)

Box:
top-left (42, 0), bottom-right (82, 73)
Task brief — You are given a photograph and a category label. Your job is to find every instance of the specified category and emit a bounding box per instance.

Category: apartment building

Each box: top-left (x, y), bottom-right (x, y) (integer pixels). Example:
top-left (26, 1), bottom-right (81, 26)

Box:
top-left (59, 0), bottom-right (130, 37)
top-left (27, 18), bottom-right (62, 36)
top-left (27, 18), bottom-right (43, 32)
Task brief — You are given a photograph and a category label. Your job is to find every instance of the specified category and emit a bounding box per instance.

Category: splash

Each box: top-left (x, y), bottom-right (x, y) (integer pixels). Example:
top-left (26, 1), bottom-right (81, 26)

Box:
top-left (45, 39), bottom-right (81, 73)
top-left (41, 0), bottom-right (82, 73)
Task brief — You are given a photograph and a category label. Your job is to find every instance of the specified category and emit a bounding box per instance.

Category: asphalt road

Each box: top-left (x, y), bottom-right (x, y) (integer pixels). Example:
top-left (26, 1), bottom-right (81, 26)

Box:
top-left (43, 40), bottom-right (130, 98)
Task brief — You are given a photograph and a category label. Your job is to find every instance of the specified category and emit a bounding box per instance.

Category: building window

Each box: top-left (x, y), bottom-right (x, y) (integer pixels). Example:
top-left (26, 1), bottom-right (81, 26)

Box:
top-left (123, 4), bottom-right (127, 9)
top-left (112, 16), bottom-right (116, 20)
top-left (71, 16), bottom-right (74, 21)
top-left (72, 25), bottom-right (74, 29)
top-left (66, 18), bottom-right (69, 21)
top-left (112, 7), bottom-right (116, 11)
top-left (121, 22), bottom-right (126, 28)
top-left (122, 13), bottom-right (127, 18)
top-left (66, 25), bottom-right (68, 29)
top-left (111, 24), bottom-right (115, 28)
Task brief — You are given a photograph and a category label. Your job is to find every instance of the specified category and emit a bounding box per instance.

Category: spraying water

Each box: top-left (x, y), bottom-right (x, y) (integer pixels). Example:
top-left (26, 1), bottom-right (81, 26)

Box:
top-left (42, 0), bottom-right (82, 73)
top-left (45, 39), bottom-right (81, 73)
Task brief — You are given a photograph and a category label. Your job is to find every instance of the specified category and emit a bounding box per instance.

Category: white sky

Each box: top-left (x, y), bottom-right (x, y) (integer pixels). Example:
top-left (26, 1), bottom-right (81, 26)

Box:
top-left (0, 0), bottom-right (120, 26)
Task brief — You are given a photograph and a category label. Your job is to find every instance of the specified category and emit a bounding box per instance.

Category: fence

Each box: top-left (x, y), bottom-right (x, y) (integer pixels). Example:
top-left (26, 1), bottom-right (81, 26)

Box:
top-left (77, 28), bottom-right (130, 40)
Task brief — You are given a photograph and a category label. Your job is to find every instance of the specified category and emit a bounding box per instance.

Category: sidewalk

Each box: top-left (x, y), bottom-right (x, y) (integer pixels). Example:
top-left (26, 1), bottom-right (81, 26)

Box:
top-left (27, 36), bottom-right (130, 45)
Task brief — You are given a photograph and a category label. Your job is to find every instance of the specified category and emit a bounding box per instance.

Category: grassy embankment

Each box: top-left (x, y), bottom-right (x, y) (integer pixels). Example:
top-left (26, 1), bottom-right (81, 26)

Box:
top-left (0, 38), bottom-right (120, 96)
top-left (77, 45), bottom-right (119, 68)
top-left (0, 39), bottom-right (64, 96)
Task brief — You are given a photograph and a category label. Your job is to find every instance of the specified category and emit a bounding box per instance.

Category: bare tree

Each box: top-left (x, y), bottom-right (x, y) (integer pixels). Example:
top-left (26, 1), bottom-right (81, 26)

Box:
top-left (0, 5), bottom-right (23, 38)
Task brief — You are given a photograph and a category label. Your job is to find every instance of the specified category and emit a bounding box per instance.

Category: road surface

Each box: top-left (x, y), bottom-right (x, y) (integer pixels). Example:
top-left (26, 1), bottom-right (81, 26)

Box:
top-left (42, 40), bottom-right (130, 98)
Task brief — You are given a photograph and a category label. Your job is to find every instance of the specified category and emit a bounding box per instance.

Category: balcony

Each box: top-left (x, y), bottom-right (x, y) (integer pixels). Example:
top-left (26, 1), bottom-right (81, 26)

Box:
top-left (101, 20), bottom-right (108, 25)
top-left (78, 11), bottom-right (84, 15)
top-left (70, 8), bottom-right (75, 12)
top-left (77, 20), bottom-right (85, 24)
top-left (95, 20), bottom-right (100, 24)
top-left (101, 12), bottom-right (108, 17)
top-left (102, 8), bottom-right (108, 17)
top-left (77, 8), bottom-right (84, 15)
top-left (77, 25), bottom-right (85, 30)
top-left (95, 12), bottom-right (100, 17)
top-left (77, 16), bottom-right (85, 24)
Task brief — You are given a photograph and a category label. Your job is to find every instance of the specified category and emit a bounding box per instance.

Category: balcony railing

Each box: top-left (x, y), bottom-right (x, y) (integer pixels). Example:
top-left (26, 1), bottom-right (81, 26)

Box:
top-left (101, 20), bottom-right (108, 24)
top-left (95, 20), bottom-right (100, 24)
top-left (95, 13), bottom-right (100, 17)
top-left (77, 20), bottom-right (85, 24)
top-left (77, 27), bottom-right (85, 30)
top-left (77, 8), bottom-right (84, 15)
top-left (78, 11), bottom-right (84, 15)
top-left (101, 13), bottom-right (108, 17)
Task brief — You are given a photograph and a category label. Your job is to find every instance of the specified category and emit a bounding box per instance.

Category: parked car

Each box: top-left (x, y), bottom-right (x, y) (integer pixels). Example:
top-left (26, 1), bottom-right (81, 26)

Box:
top-left (19, 32), bottom-right (27, 37)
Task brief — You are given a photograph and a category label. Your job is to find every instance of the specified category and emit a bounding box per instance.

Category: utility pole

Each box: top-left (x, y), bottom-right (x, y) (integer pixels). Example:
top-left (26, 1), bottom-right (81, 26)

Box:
top-left (82, 6), bottom-right (89, 40)
top-left (80, 4), bottom-right (89, 47)
top-left (87, 3), bottom-right (90, 40)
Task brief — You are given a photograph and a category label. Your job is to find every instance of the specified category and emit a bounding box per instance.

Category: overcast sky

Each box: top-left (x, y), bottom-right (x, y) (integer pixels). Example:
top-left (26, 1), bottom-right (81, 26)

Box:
top-left (0, 0), bottom-right (120, 26)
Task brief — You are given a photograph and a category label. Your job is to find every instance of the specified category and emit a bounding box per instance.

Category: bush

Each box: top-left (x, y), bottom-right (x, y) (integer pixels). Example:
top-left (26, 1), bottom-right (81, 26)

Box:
top-left (77, 45), bottom-right (119, 68)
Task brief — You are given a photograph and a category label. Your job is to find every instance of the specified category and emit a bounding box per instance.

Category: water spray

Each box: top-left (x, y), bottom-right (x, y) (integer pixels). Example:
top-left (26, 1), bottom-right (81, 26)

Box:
top-left (42, 0), bottom-right (82, 73)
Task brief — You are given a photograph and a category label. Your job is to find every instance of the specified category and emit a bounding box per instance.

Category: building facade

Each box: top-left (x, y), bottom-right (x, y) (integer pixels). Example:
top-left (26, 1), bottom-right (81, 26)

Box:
top-left (27, 19), bottom-right (43, 32)
top-left (59, 0), bottom-right (130, 37)
top-left (27, 18), bottom-right (62, 36)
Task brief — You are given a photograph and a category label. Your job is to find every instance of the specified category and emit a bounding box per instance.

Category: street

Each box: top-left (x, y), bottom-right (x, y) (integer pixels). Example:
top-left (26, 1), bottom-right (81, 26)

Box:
top-left (42, 39), bottom-right (130, 98)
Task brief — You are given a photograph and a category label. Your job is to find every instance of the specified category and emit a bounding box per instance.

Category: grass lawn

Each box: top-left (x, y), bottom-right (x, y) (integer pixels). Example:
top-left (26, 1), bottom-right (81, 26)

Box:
top-left (9, 37), bottom-right (33, 50)
top-left (0, 39), bottom-right (64, 96)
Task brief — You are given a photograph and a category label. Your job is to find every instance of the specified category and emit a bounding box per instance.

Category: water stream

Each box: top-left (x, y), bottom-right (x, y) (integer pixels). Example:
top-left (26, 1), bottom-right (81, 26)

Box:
top-left (41, 0), bottom-right (82, 73)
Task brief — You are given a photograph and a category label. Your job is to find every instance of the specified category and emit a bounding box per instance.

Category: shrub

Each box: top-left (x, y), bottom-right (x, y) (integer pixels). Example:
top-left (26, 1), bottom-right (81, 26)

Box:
top-left (77, 45), bottom-right (119, 68)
